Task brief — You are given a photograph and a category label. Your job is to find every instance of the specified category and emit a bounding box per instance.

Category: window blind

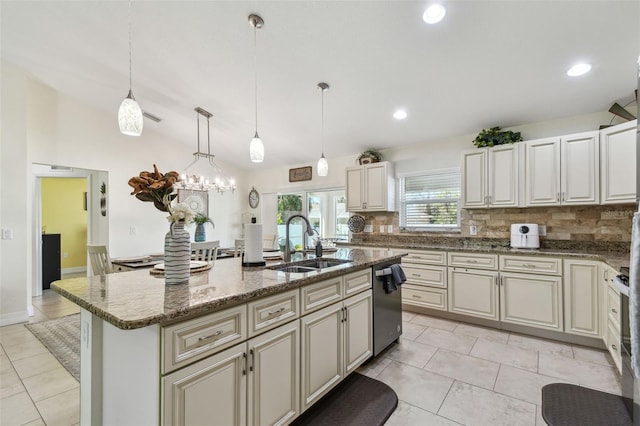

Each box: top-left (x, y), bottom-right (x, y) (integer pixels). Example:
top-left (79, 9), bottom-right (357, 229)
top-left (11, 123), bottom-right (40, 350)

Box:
top-left (399, 170), bottom-right (461, 228)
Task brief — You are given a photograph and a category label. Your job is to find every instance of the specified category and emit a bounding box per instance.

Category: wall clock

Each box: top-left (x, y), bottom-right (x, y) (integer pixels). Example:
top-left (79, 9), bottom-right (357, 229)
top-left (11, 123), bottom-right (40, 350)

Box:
top-left (249, 187), bottom-right (260, 209)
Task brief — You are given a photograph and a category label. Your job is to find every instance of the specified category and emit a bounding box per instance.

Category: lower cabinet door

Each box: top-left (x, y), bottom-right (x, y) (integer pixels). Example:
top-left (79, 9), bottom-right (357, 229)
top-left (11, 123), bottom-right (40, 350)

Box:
top-left (248, 321), bottom-right (300, 426)
top-left (499, 273), bottom-right (563, 331)
top-left (344, 290), bottom-right (372, 375)
top-left (162, 344), bottom-right (246, 426)
top-left (300, 302), bottom-right (343, 413)
top-left (564, 260), bottom-right (601, 337)
top-left (448, 268), bottom-right (499, 320)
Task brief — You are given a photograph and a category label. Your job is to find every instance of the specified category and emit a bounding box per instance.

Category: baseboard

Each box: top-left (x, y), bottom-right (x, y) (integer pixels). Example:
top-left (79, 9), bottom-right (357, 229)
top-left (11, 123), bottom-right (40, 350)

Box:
top-left (0, 310), bottom-right (29, 326)
top-left (27, 304), bottom-right (34, 317)
top-left (62, 266), bottom-right (87, 275)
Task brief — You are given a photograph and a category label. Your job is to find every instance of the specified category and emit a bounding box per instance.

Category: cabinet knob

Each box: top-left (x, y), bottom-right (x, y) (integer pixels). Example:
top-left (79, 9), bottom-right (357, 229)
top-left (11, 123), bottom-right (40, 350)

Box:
top-left (611, 308), bottom-right (618, 314)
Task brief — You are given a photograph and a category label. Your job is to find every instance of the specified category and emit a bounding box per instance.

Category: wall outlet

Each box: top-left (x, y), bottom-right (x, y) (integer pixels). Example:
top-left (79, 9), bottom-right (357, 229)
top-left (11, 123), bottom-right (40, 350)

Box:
top-left (364, 225), bottom-right (373, 233)
top-left (469, 225), bottom-right (477, 236)
top-left (2, 229), bottom-right (13, 240)
top-left (129, 227), bottom-right (136, 236)
top-left (63, 252), bottom-right (69, 258)
top-left (387, 225), bottom-right (394, 233)
top-left (539, 225), bottom-right (547, 236)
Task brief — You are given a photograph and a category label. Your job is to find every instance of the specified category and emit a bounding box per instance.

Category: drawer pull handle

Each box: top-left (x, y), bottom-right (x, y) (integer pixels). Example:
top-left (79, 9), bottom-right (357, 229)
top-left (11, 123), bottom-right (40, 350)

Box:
top-left (267, 307), bottom-right (286, 317)
top-left (467, 260), bottom-right (477, 263)
top-left (411, 273), bottom-right (421, 277)
top-left (412, 295), bottom-right (422, 299)
top-left (198, 330), bottom-right (223, 341)
top-left (523, 264), bottom-right (537, 268)
top-left (611, 308), bottom-right (618, 314)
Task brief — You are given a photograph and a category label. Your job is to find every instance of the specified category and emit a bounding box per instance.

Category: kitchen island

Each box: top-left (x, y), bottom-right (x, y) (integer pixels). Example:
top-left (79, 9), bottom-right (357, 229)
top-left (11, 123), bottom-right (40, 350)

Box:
top-left (52, 247), bottom-right (405, 426)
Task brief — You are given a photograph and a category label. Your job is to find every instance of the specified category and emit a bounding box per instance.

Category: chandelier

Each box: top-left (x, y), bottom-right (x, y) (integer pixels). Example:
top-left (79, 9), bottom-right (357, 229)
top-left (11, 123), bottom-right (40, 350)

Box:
top-left (179, 107), bottom-right (236, 194)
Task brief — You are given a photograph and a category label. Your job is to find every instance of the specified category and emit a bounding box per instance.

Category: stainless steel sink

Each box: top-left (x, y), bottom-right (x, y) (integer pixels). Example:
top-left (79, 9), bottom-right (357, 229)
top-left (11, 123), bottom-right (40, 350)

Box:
top-left (275, 265), bottom-right (318, 274)
top-left (297, 258), bottom-right (352, 269)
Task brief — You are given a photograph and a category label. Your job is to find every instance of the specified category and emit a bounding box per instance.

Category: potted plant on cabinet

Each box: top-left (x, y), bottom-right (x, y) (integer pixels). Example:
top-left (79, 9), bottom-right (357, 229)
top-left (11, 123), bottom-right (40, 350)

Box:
top-left (472, 126), bottom-right (523, 148)
top-left (193, 213), bottom-right (214, 242)
top-left (356, 149), bottom-right (383, 165)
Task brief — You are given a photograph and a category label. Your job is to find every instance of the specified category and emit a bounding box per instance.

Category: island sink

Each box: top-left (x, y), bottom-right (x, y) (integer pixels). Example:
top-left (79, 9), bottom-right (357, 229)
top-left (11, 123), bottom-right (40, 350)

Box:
top-left (268, 258), bottom-right (352, 273)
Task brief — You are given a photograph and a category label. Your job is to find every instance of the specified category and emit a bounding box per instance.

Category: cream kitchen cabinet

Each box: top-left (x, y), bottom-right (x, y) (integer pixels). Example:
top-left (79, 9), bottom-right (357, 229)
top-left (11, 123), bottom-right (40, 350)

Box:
top-left (300, 289), bottom-right (372, 412)
top-left (525, 131), bottom-right (599, 206)
top-left (346, 161), bottom-right (395, 212)
top-left (402, 249), bottom-right (448, 311)
top-left (499, 273), bottom-right (562, 331)
top-left (564, 259), bottom-right (601, 338)
top-left (602, 263), bottom-right (622, 373)
top-left (448, 267), bottom-right (499, 320)
top-left (462, 144), bottom-right (521, 208)
top-left (600, 120), bottom-right (637, 204)
top-left (162, 312), bottom-right (300, 426)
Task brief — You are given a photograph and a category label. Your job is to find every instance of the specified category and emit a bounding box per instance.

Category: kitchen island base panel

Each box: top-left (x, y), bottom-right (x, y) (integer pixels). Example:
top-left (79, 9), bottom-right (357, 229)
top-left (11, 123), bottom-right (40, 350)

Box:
top-left (402, 305), bottom-right (606, 350)
top-left (81, 308), bottom-right (160, 426)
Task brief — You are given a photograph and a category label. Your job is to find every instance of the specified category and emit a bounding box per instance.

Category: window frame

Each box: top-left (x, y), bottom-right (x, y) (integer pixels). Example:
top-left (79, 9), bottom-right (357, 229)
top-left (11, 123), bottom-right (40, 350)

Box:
top-left (397, 167), bottom-right (461, 232)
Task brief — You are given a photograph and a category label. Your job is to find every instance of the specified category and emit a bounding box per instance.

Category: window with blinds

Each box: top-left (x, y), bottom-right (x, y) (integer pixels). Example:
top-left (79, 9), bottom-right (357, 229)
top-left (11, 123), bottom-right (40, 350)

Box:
top-left (399, 169), bottom-right (461, 229)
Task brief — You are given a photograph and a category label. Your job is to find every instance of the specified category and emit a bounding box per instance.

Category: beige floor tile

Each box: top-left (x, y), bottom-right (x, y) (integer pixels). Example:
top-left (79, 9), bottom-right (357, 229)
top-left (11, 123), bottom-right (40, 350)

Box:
top-left (0, 350), bottom-right (12, 374)
top-left (43, 306), bottom-right (80, 319)
top-left (538, 352), bottom-right (622, 395)
top-left (36, 387), bottom-right (80, 426)
top-left (438, 381), bottom-right (536, 426)
top-left (22, 419), bottom-right (46, 426)
top-left (410, 315), bottom-right (460, 331)
top-left (536, 405), bottom-right (546, 426)
top-left (13, 351), bottom-right (63, 380)
top-left (22, 367), bottom-right (79, 402)
top-left (0, 323), bottom-right (30, 335)
top-left (471, 338), bottom-right (539, 372)
top-left (416, 328), bottom-right (477, 354)
top-left (402, 311), bottom-right (416, 322)
top-left (401, 322), bottom-right (427, 341)
top-left (28, 308), bottom-right (50, 324)
top-left (356, 355), bottom-right (392, 379)
top-left (376, 360), bottom-right (453, 413)
top-left (0, 326), bottom-right (40, 347)
top-left (494, 365), bottom-right (568, 405)
top-left (3, 338), bottom-right (49, 362)
top-left (453, 323), bottom-right (510, 344)
top-left (572, 344), bottom-right (615, 367)
top-left (0, 391), bottom-right (42, 425)
top-left (386, 400), bottom-right (461, 426)
top-left (507, 333), bottom-right (573, 358)
top-left (0, 365), bottom-right (25, 399)
top-left (425, 349), bottom-right (500, 390)
top-left (384, 339), bottom-right (438, 368)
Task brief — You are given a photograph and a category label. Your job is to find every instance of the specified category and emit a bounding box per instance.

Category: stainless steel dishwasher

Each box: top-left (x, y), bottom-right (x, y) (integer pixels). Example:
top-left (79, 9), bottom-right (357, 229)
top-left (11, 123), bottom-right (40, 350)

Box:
top-left (371, 260), bottom-right (403, 356)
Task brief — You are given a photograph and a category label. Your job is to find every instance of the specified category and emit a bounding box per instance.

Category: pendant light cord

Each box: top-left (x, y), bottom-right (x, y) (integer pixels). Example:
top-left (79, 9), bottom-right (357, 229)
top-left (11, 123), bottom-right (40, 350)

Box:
top-left (128, 0), bottom-right (133, 92)
top-left (254, 25), bottom-right (258, 133)
top-left (321, 88), bottom-right (325, 155)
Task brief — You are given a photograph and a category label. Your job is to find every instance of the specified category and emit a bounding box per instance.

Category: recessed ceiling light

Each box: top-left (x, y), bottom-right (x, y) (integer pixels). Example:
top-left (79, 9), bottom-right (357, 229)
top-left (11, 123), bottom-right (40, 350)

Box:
top-left (423, 4), bottom-right (446, 24)
top-left (393, 110), bottom-right (408, 120)
top-left (566, 63), bottom-right (592, 77)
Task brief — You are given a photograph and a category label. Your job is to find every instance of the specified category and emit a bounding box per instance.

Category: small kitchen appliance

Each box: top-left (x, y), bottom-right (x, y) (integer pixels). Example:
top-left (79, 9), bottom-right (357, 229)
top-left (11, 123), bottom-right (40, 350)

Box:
top-left (510, 223), bottom-right (540, 249)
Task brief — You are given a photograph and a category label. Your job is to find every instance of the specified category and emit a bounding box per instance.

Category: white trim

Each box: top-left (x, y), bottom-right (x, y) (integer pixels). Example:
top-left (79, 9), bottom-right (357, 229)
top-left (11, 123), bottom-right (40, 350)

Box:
top-left (62, 267), bottom-right (87, 275)
top-left (0, 310), bottom-right (29, 326)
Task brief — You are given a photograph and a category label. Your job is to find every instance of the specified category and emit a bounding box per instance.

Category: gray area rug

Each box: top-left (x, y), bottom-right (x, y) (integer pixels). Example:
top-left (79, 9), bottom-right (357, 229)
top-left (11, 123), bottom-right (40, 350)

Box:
top-left (25, 313), bottom-right (80, 381)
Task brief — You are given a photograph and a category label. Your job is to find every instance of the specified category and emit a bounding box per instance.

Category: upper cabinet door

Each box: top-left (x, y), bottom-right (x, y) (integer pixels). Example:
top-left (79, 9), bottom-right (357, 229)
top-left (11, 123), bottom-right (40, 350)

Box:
top-left (345, 167), bottom-right (364, 211)
top-left (561, 131), bottom-right (599, 205)
top-left (462, 149), bottom-right (487, 208)
top-left (525, 137), bottom-right (561, 206)
top-left (364, 163), bottom-right (388, 210)
top-left (346, 162), bottom-right (395, 212)
top-left (600, 120), bottom-right (637, 204)
top-left (488, 144), bottom-right (520, 207)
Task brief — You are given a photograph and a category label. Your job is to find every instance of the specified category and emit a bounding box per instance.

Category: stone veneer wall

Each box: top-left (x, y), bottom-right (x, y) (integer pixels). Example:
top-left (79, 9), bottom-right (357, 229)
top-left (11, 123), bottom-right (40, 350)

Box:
top-left (350, 204), bottom-right (635, 251)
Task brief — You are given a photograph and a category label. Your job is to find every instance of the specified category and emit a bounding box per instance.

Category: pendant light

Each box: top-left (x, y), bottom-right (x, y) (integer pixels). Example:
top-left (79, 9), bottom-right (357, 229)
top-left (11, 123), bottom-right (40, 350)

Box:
top-left (118, 0), bottom-right (143, 136)
top-left (317, 82), bottom-right (329, 177)
top-left (248, 14), bottom-right (264, 163)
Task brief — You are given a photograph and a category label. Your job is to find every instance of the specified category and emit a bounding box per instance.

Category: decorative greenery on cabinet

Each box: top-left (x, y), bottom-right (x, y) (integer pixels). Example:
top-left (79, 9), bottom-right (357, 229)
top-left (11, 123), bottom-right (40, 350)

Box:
top-left (472, 127), bottom-right (523, 148)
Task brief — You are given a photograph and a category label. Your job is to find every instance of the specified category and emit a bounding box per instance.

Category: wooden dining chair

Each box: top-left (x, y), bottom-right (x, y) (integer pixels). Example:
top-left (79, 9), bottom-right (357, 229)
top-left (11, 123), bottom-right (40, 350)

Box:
top-left (192, 241), bottom-right (219, 265)
top-left (263, 234), bottom-right (277, 250)
top-left (87, 244), bottom-right (113, 275)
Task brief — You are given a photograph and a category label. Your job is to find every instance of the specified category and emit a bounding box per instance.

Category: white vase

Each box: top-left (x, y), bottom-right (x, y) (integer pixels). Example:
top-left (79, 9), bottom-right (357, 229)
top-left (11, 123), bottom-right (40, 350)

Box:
top-left (164, 221), bottom-right (191, 285)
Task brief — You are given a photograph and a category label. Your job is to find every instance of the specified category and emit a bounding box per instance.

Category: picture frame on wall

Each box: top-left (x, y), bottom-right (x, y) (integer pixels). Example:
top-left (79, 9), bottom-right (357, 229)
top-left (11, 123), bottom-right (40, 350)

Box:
top-left (177, 189), bottom-right (209, 216)
top-left (289, 166), bottom-right (312, 182)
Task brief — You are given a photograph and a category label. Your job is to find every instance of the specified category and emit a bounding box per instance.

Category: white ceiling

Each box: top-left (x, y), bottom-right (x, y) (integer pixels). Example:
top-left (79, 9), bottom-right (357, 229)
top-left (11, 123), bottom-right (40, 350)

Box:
top-left (2, 1), bottom-right (638, 171)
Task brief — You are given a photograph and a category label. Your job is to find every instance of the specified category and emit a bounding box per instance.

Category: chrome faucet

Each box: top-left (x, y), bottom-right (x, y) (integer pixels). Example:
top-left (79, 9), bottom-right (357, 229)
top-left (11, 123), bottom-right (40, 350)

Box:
top-left (284, 214), bottom-right (313, 262)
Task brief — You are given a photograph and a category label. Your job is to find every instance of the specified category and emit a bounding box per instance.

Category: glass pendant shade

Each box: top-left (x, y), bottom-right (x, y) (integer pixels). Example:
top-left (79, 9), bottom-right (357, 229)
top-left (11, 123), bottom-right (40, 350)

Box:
top-left (250, 132), bottom-right (264, 163)
top-left (317, 154), bottom-right (329, 176)
top-left (118, 90), bottom-right (143, 136)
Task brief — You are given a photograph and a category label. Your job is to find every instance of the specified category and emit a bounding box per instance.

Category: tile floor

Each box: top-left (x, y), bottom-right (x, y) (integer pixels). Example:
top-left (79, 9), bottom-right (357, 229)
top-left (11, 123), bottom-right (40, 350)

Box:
top-left (359, 311), bottom-right (622, 426)
top-left (1, 292), bottom-right (621, 426)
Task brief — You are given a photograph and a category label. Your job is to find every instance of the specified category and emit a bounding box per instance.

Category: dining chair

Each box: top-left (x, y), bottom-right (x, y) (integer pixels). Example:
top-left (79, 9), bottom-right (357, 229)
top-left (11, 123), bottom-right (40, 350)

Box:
top-left (263, 234), bottom-right (277, 250)
top-left (192, 241), bottom-right (219, 265)
top-left (234, 239), bottom-right (245, 257)
top-left (87, 244), bottom-right (113, 275)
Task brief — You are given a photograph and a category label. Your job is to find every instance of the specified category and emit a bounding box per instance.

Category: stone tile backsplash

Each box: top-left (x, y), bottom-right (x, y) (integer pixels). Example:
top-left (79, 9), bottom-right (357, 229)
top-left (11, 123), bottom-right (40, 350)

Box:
top-left (350, 204), bottom-right (634, 251)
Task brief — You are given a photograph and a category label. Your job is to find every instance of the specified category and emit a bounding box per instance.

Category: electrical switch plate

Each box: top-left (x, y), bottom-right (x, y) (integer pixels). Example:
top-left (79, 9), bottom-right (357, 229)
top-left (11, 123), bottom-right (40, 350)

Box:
top-left (379, 225), bottom-right (385, 233)
top-left (539, 225), bottom-right (547, 236)
top-left (2, 229), bottom-right (13, 240)
top-left (130, 227), bottom-right (136, 235)
top-left (364, 225), bottom-right (373, 233)
top-left (470, 225), bottom-right (477, 236)
top-left (63, 252), bottom-right (69, 258)
top-left (387, 225), bottom-right (394, 233)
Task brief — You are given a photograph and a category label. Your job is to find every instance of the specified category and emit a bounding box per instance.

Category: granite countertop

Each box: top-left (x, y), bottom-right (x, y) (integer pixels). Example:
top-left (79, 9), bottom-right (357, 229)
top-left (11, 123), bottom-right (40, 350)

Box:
top-left (52, 248), bottom-right (404, 330)
top-left (340, 242), bottom-right (630, 272)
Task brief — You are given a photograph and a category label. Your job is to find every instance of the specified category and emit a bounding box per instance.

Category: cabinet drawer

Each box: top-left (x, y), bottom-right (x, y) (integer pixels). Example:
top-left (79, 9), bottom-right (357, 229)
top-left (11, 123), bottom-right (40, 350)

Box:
top-left (499, 255), bottom-right (561, 275)
top-left (161, 305), bottom-right (247, 374)
top-left (448, 252), bottom-right (498, 270)
top-left (606, 321), bottom-right (622, 374)
top-left (402, 250), bottom-right (446, 266)
top-left (403, 265), bottom-right (447, 288)
top-left (607, 285), bottom-right (621, 333)
top-left (301, 277), bottom-right (343, 315)
top-left (402, 286), bottom-right (447, 311)
top-left (344, 268), bottom-right (372, 297)
top-left (248, 289), bottom-right (299, 338)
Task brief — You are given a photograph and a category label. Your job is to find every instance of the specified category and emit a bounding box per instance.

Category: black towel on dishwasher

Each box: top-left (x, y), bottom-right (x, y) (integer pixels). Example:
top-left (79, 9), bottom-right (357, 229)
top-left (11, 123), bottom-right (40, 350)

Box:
top-left (383, 264), bottom-right (406, 293)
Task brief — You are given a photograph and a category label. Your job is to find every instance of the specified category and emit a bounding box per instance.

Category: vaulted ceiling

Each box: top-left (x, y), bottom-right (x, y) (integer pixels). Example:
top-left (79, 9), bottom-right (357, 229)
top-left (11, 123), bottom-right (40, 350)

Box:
top-left (2, 1), bottom-right (638, 170)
